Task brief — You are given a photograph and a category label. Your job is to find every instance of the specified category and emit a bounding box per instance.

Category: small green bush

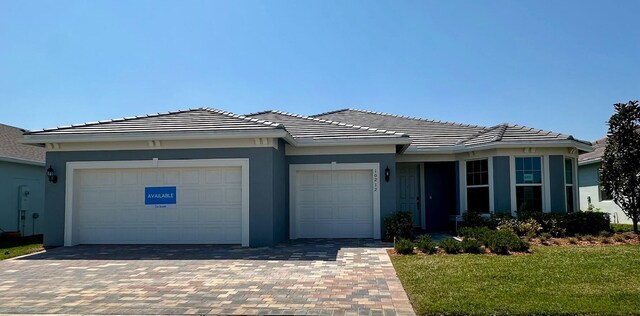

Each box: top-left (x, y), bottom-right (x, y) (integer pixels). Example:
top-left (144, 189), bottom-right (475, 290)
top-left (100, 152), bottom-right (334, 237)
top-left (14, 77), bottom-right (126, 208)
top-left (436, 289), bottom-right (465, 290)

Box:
top-left (568, 237), bottom-right (578, 244)
top-left (600, 236), bottom-right (612, 244)
top-left (415, 235), bottom-right (437, 254)
top-left (384, 211), bottom-right (413, 240)
top-left (458, 226), bottom-right (492, 245)
top-left (486, 230), bottom-right (529, 254)
top-left (460, 238), bottom-right (483, 254)
top-left (462, 210), bottom-right (487, 227)
top-left (439, 238), bottom-right (462, 254)
top-left (599, 230), bottom-right (613, 237)
top-left (394, 238), bottom-right (415, 255)
top-left (563, 212), bottom-right (611, 236)
top-left (583, 235), bottom-right (595, 243)
top-left (497, 218), bottom-right (542, 238)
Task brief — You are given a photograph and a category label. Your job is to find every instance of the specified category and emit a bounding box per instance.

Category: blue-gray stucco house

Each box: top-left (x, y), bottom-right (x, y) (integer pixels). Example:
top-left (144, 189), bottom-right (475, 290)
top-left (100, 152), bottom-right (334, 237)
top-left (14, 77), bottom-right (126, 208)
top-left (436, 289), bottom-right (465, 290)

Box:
top-left (21, 108), bottom-right (592, 247)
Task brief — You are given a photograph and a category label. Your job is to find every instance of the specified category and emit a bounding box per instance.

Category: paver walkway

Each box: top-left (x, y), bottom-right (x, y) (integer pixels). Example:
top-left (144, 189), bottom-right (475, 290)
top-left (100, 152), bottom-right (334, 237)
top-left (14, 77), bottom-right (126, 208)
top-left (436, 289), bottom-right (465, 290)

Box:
top-left (0, 239), bottom-right (414, 315)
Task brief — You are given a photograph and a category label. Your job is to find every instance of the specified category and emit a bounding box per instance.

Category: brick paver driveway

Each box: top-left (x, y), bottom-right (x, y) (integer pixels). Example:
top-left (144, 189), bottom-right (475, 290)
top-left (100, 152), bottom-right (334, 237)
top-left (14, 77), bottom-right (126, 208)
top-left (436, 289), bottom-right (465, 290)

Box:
top-left (0, 240), bottom-right (414, 315)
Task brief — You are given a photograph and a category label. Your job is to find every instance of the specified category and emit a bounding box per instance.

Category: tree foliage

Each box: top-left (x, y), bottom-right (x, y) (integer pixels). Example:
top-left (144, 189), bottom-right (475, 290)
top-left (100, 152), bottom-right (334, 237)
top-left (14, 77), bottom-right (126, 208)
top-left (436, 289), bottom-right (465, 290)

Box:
top-left (601, 100), bottom-right (640, 233)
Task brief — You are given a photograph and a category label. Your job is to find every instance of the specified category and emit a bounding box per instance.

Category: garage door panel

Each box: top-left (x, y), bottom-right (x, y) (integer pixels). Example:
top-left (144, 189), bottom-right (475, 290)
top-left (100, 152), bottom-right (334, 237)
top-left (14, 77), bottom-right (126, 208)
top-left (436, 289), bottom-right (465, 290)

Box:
top-left (294, 169), bottom-right (374, 238)
top-left (74, 166), bottom-right (243, 245)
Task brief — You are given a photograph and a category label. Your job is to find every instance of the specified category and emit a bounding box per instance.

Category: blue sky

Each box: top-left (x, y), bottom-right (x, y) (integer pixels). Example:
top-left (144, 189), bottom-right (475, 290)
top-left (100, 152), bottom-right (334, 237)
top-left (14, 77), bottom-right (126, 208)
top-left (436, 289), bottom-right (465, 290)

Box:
top-left (1, 1), bottom-right (638, 140)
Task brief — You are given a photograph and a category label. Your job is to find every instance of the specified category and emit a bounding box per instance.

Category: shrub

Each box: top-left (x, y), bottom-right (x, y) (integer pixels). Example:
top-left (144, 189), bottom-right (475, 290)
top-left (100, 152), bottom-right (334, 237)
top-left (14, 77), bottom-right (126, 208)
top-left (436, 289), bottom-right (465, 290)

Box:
top-left (415, 235), bottom-right (437, 254)
top-left (462, 210), bottom-right (487, 227)
top-left (439, 239), bottom-right (462, 254)
top-left (563, 212), bottom-right (610, 236)
top-left (539, 233), bottom-right (551, 244)
top-left (394, 239), bottom-right (415, 255)
top-left (458, 226), bottom-right (492, 245)
top-left (568, 237), bottom-right (578, 244)
top-left (486, 230), bottom-right (529, 254)
top-left (384, 211), bottom-right (413, 240)
top-left (497, 218), bottom-right (541, 238)
top-left (600, 237), bottom-right (612, 244)
top-left (460, 238), bottom-right (483, 254)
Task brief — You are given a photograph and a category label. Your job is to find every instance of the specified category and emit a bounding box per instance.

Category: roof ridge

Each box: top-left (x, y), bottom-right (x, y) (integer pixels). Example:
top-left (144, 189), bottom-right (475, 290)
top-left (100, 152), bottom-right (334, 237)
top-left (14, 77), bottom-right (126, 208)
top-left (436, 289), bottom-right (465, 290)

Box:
top-left (324, 108), bottom-right (487, 129)
top-left (309, 108), bottom-right (351, 117)
top-left (454, 124), bottom-right (505, 145)
top-left (200, 108), bottom-right (284, 129)
top-left (248, 109), bottom-right (408, 137)
top-left (27, 108), bottom-right (284, 135)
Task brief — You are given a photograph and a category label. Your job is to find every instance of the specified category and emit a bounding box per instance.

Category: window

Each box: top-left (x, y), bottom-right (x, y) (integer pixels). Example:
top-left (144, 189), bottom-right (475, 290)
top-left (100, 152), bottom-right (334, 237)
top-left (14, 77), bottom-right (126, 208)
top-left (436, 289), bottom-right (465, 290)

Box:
top-left (466, 159), bottom-right (489, 213)
top-left (515, 157), bottom-right (543, 212)
top-left (565, 158), bottom-right (574, 212)
top-left (598, 168), bottom-right (612, 201)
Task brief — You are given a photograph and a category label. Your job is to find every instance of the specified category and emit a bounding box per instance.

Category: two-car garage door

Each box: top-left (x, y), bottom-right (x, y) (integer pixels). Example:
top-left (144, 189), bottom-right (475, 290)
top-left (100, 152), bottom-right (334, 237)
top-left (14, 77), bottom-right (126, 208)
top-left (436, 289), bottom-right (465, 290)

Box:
top-left (71, 164), bottom-right (244, 245)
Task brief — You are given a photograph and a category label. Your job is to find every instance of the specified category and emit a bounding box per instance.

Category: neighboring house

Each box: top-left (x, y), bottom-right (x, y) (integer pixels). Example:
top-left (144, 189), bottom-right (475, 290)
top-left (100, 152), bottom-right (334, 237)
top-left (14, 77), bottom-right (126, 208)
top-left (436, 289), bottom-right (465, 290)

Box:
top-left (0, 123), bottom-right (46, 236)
top-left (22, 108), bottom-right (592, 247)
top-left (578, 137), bottom-right (633, 224)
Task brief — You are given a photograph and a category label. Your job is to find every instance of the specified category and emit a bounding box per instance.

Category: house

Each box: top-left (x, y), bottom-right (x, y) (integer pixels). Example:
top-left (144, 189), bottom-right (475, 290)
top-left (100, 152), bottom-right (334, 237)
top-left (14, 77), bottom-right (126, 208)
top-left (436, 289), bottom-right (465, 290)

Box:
top-left (21, 108), bottom-right (592, 247)
top-left (578, 137), bottom-right (633, 224)
top-left (0, 123), bottom-right (46, 236)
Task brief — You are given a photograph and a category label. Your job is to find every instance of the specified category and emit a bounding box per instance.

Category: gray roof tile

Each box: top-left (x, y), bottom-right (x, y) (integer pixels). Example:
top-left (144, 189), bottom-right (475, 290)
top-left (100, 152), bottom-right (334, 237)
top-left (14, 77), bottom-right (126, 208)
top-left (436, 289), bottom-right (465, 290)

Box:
top-left (314, 109), bottom-right (590, 151)
top-left (27, 108), bottom-right (284, 136)
top-left (0, 123), bottom-right (45, 163)
top-left (579, 137), bottom-right (606, 164)
top-left (245, 110), bottom-right (408, 140)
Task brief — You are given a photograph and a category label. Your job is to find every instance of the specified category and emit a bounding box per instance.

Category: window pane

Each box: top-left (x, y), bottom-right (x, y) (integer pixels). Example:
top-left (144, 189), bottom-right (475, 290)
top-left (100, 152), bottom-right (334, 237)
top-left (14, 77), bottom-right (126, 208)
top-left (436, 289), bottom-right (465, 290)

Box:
top-left (566, 186), bottom-right (574, 213)
top-left (516, 186), bottom-right (542, 213)
top-left (565, 159), bottom-right (573, 184)
top-left (466, 159), bottom-right (488, 186)
top-left (467, 187), bottom-right (490, 213)
top-left (599, 185), bottom-right (612, 201)
top-left (515, 157), bottom-right (542, 184)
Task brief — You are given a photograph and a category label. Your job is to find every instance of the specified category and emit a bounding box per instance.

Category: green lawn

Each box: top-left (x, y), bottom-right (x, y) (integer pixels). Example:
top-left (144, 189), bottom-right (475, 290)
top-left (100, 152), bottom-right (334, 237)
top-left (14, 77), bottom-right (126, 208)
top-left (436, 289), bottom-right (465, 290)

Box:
top-left (391, 245), bottom-right (640, 315)
top-left (0, 234), bottom-right (44, 260)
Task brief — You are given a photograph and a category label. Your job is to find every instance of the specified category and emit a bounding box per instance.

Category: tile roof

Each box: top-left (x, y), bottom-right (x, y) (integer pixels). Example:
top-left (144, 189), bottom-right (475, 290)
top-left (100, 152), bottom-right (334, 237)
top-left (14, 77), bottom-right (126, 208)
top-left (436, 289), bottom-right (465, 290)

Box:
top-left (26, 108), bottom-right (284, 136)
top-left (579, 137), bottom-right (606, 164)
top-left (245, 110), bottom-right (409, 141)
top-left (0, 123), bottom-right (45, 163)
top-left (313, 109), bottom-right (590, 151)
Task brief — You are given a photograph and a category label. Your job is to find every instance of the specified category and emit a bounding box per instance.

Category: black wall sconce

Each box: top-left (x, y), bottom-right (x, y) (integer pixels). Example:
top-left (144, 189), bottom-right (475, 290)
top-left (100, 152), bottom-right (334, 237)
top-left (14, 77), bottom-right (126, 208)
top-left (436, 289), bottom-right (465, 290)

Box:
top-left (46, 165), bottom-right (58, 183)
top-left (384, 166), bottom-right (391, 182)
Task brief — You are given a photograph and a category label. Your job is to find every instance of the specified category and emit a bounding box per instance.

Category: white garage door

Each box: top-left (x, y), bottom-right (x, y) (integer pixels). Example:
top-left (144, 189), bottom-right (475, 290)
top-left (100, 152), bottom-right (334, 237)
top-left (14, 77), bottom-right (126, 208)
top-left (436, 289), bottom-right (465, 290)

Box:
top-left (294, 169), bottom-right (374, 238)
top-left (73, 166), bottom-right (242, 244)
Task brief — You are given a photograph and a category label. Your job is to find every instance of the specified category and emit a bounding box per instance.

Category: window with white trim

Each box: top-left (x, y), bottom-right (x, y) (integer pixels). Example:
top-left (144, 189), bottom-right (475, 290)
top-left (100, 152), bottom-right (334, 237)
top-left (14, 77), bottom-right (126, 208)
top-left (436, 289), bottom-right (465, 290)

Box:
top-left (466, 159), bottom-right (489, 213)
top-left (598, 168), bottom-right (613, 201)
top-left (564, 158), bottom-right (574, 212)
top-left (515, 157), bottom-right (543, 213)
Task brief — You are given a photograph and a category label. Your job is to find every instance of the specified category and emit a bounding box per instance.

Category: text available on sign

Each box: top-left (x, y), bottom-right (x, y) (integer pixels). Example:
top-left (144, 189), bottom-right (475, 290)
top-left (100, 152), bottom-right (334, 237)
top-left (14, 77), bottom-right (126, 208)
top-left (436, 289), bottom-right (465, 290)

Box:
top-left (145, 186), bottom-right (177, 208)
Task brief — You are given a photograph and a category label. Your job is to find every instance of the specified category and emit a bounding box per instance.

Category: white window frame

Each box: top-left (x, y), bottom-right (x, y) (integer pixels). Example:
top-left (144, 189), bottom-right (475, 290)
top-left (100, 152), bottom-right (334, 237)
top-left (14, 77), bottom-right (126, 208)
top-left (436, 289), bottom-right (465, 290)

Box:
top-left (564, 157), bottom-right (577, 212)
top-left (288, 163), bottom-right (381, 239)
top-left (510, 155), bottom-right (547, 215)
top-left (463, 158), bottom-right (493, 214)
top-left (64, 158), bottom-right (250, 247)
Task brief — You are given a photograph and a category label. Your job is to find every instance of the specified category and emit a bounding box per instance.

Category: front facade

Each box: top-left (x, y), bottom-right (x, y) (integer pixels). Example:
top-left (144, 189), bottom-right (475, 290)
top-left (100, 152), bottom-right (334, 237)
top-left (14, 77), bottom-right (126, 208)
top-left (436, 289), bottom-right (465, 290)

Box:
top-left (22, 108), bottom-right (591, 247)
top-left (578, 138), bottom-right (634, 224)
top-left (0, 123), bottom-right (46, 236)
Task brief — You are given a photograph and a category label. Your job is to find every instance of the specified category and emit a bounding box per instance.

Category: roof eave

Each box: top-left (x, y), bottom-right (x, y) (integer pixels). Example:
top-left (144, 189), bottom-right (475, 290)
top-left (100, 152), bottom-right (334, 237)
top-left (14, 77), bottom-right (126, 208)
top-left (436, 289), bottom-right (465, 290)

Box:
top-left (20, 129), bottom-right (291, 145)
top-left (0, 156), bottom-right (45, 166)
top-left (578, 157), bottom-right (602, 166)
top-left (291, 137), bottom-right (412, 148)
top-left (403, 140), bottom-right (593, 154)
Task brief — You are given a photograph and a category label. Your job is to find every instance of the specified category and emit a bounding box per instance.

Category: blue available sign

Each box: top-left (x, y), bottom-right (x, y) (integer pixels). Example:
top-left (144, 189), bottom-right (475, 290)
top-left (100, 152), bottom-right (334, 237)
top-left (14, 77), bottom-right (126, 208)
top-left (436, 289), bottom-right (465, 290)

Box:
top-left (145, 186), bottom-right (177, 207)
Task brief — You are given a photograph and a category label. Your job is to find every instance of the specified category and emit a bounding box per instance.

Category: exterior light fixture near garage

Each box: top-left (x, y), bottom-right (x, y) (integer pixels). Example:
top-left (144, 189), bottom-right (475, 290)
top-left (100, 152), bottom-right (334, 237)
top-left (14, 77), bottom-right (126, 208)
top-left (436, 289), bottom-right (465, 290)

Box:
top-left (46, 165), bottom-right (58, 183)
top-left (385, 166), bottom-right (391, 182)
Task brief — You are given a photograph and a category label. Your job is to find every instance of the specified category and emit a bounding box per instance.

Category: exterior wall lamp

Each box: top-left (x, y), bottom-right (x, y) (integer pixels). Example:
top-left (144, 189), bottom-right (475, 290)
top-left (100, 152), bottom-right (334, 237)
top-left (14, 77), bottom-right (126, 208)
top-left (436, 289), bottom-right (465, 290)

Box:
top-left (46, 165), bottom-right (58, 183)
top-left (384, 166), bottom-right (390, 182)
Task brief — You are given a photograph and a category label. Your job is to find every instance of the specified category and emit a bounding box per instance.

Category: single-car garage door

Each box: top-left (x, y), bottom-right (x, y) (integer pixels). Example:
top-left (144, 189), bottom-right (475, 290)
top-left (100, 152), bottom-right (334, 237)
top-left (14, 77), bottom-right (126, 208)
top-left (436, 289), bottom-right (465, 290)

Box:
top-left (293, 169), bottom-right (374, 238)
top-left (73, 166), bottom-right (242, 244)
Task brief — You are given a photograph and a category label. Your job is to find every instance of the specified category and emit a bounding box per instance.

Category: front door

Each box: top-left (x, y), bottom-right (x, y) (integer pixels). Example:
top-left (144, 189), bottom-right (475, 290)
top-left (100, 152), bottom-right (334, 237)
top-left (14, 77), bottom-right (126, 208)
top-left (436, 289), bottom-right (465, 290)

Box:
top-left (397, 163), bottom-right (421, 227)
